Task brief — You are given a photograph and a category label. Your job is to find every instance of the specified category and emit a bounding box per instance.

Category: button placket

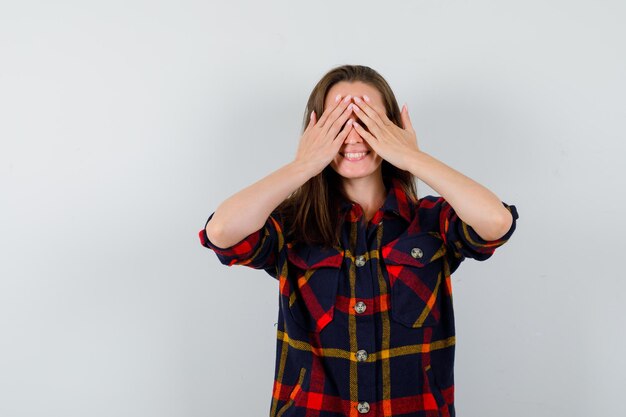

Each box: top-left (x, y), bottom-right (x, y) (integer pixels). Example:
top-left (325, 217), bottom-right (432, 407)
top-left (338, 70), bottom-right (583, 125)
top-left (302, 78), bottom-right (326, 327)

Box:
top-left (350, 221), bottom-right (375, 416)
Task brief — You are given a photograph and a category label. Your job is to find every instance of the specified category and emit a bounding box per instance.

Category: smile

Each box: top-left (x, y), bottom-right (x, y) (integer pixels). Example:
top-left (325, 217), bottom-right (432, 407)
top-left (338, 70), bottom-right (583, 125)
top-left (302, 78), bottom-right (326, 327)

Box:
top-left (340, 151), bottom-right (370, 161)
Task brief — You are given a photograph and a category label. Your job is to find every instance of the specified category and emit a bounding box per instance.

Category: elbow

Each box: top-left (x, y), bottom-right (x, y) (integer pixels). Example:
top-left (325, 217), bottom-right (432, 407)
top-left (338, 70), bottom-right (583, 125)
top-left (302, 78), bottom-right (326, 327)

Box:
top-left (205, 219), bottom-right (227, 248)
top-left (474, 209), bottom-right (513, 241)
top-left (497, 209), bottom-right (514, 238)
top-left (478, 210), bottom-right (513, 241)
top-left (205, 217), bottom-right (251, 249)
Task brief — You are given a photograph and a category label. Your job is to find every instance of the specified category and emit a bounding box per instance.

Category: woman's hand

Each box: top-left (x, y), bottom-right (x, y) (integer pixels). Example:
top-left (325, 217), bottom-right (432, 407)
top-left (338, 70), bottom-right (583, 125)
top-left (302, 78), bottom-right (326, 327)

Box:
top-left (294, 94), bottom-right (355, 177)
top-left (350, 95), bottom-right (420, 171)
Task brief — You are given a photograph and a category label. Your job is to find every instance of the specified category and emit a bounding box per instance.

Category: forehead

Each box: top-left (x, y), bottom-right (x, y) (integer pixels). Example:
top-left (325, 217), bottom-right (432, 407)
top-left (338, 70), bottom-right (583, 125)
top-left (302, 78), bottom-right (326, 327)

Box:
top-left (324, 81), bottom-right (384, 108)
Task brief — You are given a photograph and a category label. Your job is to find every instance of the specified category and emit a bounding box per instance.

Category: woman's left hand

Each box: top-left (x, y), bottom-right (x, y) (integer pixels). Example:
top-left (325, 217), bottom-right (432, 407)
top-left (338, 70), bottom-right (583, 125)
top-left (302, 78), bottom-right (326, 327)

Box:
top-left (351, 95), bottom-right (420, 171)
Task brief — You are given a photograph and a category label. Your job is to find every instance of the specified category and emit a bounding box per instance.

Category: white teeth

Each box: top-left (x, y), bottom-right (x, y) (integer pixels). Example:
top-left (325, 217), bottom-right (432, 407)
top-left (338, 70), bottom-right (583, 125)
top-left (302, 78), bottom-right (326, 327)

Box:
top-left (344, 152), bottom-right (368, 159)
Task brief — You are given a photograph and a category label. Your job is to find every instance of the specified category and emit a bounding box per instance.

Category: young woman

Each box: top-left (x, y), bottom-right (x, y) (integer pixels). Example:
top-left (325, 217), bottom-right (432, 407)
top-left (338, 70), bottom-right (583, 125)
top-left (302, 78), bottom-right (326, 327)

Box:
top-left (199, 65), bottom-right (519, 417)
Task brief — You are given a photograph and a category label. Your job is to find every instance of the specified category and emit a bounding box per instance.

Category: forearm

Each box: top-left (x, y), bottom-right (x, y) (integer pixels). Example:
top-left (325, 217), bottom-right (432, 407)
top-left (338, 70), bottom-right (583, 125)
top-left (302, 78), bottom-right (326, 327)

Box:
top-left (406, 150), bottom-right (513, 241)
top-left (206, 160), bottom-right (315, 248)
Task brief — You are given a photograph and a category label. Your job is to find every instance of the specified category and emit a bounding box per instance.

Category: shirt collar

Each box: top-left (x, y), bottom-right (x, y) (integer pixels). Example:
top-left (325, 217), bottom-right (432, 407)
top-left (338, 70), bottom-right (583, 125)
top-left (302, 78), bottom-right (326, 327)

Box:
top-left (339, 177), bottom-right (414, 223)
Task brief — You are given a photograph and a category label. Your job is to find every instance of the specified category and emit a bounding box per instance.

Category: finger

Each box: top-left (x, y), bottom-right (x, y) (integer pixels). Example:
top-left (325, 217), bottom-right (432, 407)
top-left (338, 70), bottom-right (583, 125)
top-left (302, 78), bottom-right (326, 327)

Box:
top-left (325, 102), bottom-right (355, 139)
top-left (401, 104), bottom-right (414, 132)
top-left (356, 96), bottom-right (392, 128)
top-left (314, 94), bottom-right (339, 128)
top-left (316, 93), bottom-right (342, 127)
top-left (352, 120), bottom-right (378, 145)
top-left (333, 119), bottom-right (353, 146)
top-left (305, 110), bottom-right (316, 132)
top-left (319, 94), bottom-right (352, 130)
top-left (351, 101), bottom-right (382, 138)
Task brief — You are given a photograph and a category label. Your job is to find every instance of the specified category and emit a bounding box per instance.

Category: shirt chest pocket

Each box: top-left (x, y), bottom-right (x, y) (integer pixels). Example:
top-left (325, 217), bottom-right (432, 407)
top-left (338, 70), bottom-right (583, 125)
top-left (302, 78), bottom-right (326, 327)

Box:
top-left (381, 232), bottom-right (447, 328)
top-left (285, 244), bottom-right (344, 333)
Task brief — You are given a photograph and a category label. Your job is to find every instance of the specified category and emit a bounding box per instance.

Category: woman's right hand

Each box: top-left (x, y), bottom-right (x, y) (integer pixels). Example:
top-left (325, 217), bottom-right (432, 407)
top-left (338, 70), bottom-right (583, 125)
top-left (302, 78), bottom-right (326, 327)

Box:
top-left (294, 94), bottom-right (355, 176)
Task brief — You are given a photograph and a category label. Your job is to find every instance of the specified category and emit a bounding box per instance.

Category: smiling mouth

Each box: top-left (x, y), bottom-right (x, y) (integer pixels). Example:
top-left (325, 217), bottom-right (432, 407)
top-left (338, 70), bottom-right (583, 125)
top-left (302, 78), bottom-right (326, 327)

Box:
top-left (340, 151), bottom-right (370, 161)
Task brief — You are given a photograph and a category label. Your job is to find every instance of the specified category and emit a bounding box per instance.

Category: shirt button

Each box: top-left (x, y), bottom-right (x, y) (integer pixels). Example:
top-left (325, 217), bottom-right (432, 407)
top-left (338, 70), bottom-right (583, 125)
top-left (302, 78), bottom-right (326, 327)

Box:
top-left (354, 301), bottom-right (367, 314)
top-left (356, 349), bottom-right (368, 362)
top-left (357, 401), bottom-right (370, 413)
top-left (355, 255), bottom-right (366, 267)
top-left (411, 247), bottom-right (423, 259)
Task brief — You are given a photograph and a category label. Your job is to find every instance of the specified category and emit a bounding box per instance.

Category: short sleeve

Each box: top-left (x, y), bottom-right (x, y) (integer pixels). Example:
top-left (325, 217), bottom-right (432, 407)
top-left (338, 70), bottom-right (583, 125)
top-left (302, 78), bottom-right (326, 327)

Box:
top-left (420, 195), bottom-right (519, 264)
top-left (198, 210), bottom-right (285, 279)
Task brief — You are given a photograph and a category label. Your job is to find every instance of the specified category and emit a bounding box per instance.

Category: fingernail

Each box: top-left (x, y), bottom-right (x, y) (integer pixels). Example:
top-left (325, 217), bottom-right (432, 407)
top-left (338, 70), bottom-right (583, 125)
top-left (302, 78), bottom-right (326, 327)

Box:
top-left (335, 94), bottom-right (341, 103)
top-left (354, 96), bottom-right (362, 103)
top-left (343, 95), bottom-right (352, 103)
top-left (363, 95), bottom-right (370, 102)
top-left (348, 103), bottom-right (353, 110)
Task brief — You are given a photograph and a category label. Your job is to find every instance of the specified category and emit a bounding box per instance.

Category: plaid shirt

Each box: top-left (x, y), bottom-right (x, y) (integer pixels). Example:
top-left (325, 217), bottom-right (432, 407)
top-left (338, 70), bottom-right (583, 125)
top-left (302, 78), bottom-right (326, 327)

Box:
top-left (199, 177), bottom-right (519, 417)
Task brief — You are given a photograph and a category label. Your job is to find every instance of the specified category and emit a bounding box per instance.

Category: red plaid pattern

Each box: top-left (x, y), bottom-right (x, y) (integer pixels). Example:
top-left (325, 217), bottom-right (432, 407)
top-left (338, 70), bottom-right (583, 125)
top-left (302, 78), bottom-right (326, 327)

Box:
top-left (199, 177), bottom-right (519, 416)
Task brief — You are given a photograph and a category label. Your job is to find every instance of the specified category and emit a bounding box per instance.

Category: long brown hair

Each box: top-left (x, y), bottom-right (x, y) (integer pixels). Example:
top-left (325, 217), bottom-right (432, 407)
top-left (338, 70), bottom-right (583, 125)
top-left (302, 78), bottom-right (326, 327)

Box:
top-left (276, 64), bottom-right (418, 249)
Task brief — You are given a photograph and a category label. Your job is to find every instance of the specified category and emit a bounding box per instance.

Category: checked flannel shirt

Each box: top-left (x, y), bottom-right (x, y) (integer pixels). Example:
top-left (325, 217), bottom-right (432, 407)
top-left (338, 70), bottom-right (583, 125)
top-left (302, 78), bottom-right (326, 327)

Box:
top-left (198, 176), bottom-right (519, 417)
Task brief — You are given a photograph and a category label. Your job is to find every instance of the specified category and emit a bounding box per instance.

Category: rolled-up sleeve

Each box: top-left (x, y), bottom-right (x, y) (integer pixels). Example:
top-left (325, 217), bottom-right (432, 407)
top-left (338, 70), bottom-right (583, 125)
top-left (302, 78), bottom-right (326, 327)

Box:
top-left (198, 210), bottom-right (285, 279)
top-left (422, 195), bottom-right (519, 263)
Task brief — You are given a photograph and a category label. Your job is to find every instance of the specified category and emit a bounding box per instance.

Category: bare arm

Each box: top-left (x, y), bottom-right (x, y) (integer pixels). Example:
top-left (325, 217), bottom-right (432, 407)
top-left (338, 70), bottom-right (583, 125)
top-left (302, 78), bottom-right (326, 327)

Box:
top-left (407, 150), bottom-right (513, 241)
top-left (335, 95), bottom-right (513, 243)
top-left (206, 94), bottom-right (356, 248)
top-left (206, 161), bottom-right (314, 248)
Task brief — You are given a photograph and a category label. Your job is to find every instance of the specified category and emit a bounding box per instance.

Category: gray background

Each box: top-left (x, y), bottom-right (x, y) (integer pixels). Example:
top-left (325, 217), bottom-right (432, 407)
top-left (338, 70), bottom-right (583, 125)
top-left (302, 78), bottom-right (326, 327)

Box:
top-left (1, 0), bottom-right (624, 416)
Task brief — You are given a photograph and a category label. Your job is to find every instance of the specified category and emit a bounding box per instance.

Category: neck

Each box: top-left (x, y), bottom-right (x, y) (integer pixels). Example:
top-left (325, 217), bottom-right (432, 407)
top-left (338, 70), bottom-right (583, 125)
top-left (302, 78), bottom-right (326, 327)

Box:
top-left (341, 174), bottom-right (387, 221)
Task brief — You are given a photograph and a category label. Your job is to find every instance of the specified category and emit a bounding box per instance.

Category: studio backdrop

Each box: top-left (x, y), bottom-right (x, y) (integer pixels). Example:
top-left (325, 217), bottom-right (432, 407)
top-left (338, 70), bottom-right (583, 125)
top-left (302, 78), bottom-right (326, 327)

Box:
top-left (1, 1), bottom-right (624, 416)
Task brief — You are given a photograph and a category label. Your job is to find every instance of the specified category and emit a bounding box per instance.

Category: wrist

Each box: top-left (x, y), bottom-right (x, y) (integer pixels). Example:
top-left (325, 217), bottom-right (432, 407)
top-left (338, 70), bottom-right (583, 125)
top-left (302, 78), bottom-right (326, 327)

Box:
top-left (288, 158), bottom-right (318, 181)
top-left (405, 149), bottom-right (429, 177)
